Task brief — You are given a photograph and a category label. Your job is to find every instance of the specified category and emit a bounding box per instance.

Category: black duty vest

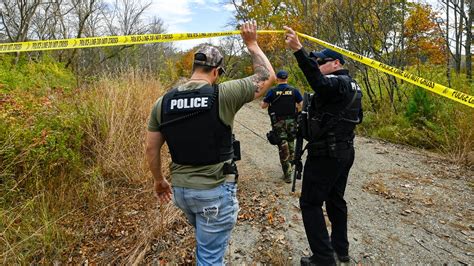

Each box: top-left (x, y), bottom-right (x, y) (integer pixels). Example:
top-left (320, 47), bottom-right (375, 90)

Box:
top-left (308, 75), bottom-right (363, 142)
top-left (268, 85), bottom-right (297, 116)
top-left (160, 84), bottom-right (233, 165)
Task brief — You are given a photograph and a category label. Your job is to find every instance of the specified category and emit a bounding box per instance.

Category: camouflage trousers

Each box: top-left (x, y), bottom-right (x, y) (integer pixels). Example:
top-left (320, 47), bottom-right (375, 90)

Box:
top-left (272, 116), bottom-right (297, 180)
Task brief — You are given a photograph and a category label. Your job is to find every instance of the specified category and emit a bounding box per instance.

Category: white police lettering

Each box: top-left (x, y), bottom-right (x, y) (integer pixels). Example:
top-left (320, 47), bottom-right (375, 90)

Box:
top-left (351, 82), bottom-right (361, 92)
top-left (170, 99), bottom-right (178, 109)
top-left (194, 97), bottom-right (202, 107)
top-left (201, 97), bottom-right (208, 107)
top-left (170, 97), bottom-right (209, 110)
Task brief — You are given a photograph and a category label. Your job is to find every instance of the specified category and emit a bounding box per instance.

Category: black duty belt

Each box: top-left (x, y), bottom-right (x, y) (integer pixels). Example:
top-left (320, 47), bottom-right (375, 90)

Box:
top-left (307, 140), bottom-right (353, 157)
top-left (276, 114), bottom-right (296, 121)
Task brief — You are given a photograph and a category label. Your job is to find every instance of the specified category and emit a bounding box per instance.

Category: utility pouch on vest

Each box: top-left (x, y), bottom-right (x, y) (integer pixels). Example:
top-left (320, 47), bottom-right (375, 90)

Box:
top-left (266, 130), bottom-right (281, 145)
top-left (233, 139), bottom-right (241, 161)
top-left (269, 112), bottom-right (278, 125)
top-left (309, 116), bottom-right (324, 139)
top-left (298, 93), bottom-right (313, 140)
top-left (223, 161), bottom-right (239, 182)
top-left (326, 132), bottom-right (337, 158)
top-left (297, 111), bottom-right (309, 139)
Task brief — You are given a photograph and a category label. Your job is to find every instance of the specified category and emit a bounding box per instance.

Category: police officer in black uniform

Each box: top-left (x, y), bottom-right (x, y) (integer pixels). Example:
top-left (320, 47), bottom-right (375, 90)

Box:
top-left (284, 27), bottom-right (363, 265)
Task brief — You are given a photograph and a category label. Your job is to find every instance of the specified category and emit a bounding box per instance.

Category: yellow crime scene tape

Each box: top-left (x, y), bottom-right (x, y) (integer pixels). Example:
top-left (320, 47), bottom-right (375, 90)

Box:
top-left (296, 32), bottom-right (474, 109)
top-left (0, 30), bottom-right (279, 52)
top-left (0, 30), bottom-right (472, 108)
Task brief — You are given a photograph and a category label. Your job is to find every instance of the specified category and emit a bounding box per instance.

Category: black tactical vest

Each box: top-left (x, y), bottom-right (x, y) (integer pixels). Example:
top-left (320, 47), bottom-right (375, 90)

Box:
top-left (160, 84), bottom-right (233, 165)
top-left (308, 75), bottom-right (363, 141)
top-left (268, 85), bottom-right (297, 116)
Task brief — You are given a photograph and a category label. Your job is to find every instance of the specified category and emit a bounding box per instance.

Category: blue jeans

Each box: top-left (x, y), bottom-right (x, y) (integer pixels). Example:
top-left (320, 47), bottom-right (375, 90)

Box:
top-left (172, 182), bottom-right (239, 265)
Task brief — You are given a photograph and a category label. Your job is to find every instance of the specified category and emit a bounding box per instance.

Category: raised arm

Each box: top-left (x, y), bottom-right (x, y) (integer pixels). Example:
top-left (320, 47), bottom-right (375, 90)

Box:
top-left (283, 26), bottom-right (341, 96)
top-left (283, 26), bottom-right (322, 90)
top-left (241, 21), bottom-right (276, 99)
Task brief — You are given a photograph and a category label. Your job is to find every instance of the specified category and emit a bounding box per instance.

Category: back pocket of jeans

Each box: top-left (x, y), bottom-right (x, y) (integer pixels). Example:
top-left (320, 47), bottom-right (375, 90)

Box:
top-left (192, 190), bottom-right (223, 213)
top-left (193, 194), bottom-right (222, 221)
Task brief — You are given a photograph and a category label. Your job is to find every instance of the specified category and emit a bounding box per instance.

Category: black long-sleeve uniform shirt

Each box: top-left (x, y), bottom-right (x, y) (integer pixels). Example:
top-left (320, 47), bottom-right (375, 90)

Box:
top-left (293, 48), bottom-right (360, 142)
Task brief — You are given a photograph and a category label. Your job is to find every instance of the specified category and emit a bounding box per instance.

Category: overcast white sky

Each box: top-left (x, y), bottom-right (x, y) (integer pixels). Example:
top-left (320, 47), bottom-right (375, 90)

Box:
top-left (144, 0), bottom-right (237, 50)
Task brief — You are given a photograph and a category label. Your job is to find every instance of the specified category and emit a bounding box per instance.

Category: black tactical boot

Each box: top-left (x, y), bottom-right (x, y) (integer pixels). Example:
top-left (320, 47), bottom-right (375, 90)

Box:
top-left (300, 256), bottom-right (316, 266)
top-left (300, 256), bottom-right (336, 266)
top-left (336, 254), bottom-right (350, 263)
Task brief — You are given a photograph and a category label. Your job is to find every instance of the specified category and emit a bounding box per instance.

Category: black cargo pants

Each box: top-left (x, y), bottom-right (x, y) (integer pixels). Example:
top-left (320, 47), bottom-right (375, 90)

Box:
top-left (299, 147), bottom-right (355, 264)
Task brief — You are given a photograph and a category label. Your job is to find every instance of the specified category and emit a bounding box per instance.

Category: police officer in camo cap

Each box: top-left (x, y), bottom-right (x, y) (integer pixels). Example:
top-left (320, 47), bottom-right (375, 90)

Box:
top-left (193, 45), bottom-right (226, 74)
top-left (261, 70), bottom-right (303, 183)
top-left (146, 21), bottom-right (276, 264)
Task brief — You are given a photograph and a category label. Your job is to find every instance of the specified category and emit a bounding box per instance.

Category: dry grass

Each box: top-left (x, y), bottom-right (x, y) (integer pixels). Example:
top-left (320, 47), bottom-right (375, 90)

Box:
top-left (0, 70), bottom-right (178, 264)
top-left (266, 244), bottom-right (292, 264)
top-left (125, 204), bottom-right (185, 265)
top-left (365, 171), bottom-right (440, 209)
top-left (83, 70), bottom-right (164, 183)
top-left (73, 70), bottom-right (186, 264)
top-left (438, 108), bottom-right (474, 166)
top-left (363, 178), bottom-right (391, 198)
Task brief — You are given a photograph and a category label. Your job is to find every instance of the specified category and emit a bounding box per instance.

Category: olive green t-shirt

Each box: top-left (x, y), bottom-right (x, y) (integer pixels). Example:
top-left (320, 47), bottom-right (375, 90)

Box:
top-left (148, 77), bottom-right (256, 189)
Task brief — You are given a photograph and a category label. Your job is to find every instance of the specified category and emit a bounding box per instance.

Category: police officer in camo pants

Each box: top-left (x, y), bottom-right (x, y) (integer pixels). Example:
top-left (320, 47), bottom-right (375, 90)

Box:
top-left (284, 26), bottom-right (363, 265)
top-left (261, 70), bottom-right (303, 183)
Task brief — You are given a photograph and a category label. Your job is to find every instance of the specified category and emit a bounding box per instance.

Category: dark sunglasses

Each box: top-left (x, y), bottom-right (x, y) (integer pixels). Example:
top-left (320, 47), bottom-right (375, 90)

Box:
top-left (216, 57), bottom-right (225, 76)
top-left (316, 58), bottom-right (335, 65)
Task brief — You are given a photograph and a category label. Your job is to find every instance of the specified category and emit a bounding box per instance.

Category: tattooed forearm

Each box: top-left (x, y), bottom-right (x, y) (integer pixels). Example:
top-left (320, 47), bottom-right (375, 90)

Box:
top-left (250, 51), bottom-right (271, 91)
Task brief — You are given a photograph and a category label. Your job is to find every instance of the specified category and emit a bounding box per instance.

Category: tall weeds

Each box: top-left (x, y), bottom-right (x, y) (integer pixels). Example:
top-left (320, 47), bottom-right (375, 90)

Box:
top-left (438, 108), bottom-right (474, 165)
top-left (83, 70), bottom-right (163, 183)
top-left (0, 70), bottom-right (170, 263)
top-left (77, 71), bottom-right (179, 263)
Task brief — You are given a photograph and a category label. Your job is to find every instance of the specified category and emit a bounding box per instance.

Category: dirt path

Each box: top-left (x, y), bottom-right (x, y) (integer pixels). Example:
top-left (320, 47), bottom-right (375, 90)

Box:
top-left (227, 100), bottom-right (473, 264)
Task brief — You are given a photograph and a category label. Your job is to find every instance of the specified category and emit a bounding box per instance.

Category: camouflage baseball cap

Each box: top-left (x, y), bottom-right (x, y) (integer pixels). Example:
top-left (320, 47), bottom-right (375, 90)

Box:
top-left (194, 45), bottom-right (225, 73)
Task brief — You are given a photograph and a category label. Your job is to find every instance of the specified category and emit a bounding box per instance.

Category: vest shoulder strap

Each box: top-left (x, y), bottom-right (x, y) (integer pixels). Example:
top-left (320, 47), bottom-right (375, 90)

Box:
top-left (271, 85), bottom-right (293, 104)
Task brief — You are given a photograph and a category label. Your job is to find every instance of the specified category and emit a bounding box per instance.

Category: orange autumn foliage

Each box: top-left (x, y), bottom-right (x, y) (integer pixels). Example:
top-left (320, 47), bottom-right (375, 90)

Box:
top-left (404, 4), bottom-right (447, 65)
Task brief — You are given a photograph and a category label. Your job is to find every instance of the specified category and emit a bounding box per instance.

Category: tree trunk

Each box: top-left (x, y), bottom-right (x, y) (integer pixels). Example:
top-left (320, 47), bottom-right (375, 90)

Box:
top-left (446, 1), bottom-right (452, 86)
top-left (453, 0), bottom-right (463, 73)
top-left (400, 0), bottom-right (406, 68)
top-left (466, 0), bottom-right (473, 82)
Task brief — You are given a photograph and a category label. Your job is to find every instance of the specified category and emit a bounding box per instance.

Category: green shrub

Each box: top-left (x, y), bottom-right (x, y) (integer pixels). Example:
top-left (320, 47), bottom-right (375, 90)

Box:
top-left (405, 88), bottom-right (435, 124)
top-left (0, 84), bottom-right (89, 257)
top-left (0, 54), bottom-right (75, 92)
top-left (1, 90), bottom-right (83, 183)
top-left (357, 64), bottom-right (473, 161)
top-left (0, 55), bottom-right (83, 262)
